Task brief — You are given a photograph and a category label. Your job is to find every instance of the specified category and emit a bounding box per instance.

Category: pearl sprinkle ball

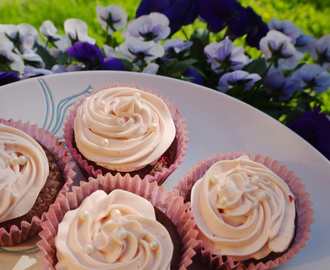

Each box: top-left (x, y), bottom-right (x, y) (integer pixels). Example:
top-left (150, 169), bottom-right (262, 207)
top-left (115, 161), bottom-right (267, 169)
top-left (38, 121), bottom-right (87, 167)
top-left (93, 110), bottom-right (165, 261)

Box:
top-left (98, 100), bottom-right (106, 109)
top-left (18, 155), bottom-right (27, 165)
top-left (257, 191), bottom-right (267, 202)
top-left (149, 123), bottom-right (158, 131)
top-left (111, 209), bottom-right (121, 219)
top-left (210, 175), bottom-right (219, 185)
top-left (149, 240), bottom-right (159, 250)
top-left (100, 138), bottom-right (109, 147)
top-left (79, 210), bottom-right (90, 221)
top-left (116, 117), bottom-right (125, 125)
top-left (218, 197), bottom-right (228, 208)
top-left (117, 229), bottom-right (127, 240)
top-left (9, 154), bottom-right (19, 166)
top-left (251, 175), bottom-right (261, 185)
top-left (133, 92), bottom-right (141, 99)
top-left (84, 244), bottom-right (94, 254)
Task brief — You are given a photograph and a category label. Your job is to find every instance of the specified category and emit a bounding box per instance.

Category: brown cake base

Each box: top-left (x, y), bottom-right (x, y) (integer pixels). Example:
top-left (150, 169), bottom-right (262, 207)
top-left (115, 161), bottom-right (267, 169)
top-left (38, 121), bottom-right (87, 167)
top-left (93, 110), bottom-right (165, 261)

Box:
top-left (0, 141), bottom-right (65, 233)
top-left (72, 132), bottom-right (177, 185)
top-left (154, 206), bottom-right (183, 270)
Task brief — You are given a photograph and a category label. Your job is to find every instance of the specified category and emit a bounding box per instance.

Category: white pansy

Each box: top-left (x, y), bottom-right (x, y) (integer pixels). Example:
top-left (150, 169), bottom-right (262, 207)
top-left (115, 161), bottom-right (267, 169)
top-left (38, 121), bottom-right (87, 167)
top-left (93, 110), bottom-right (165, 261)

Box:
top-left (0, 24), bottom-right (19, 40)
top-left (0, 48), bottom-right (24, 74)
top-left (118, 37), bottom-right (164, 64)
top-left (123, 12), bottom-right (170, 42)
top-left (143, 63), bottom-right (159, 74)
top-left (21, 66), bottom-right (54, 79)
top-left (52, 64), bottom-right (68, 73)
top-left (260, 30), bottom-right (304, 70)
top-left (96, 4), bottom-right (127, 34)
top-left (17, 23), bottom-right (39, 43)
top-left (163, 37), bottom-right (193, 53)
top-left (40, 20), bottom-right (61, 41)
top-left (64, 19), bottom-right (96, 45)
top-left (0, 32), bottom-right (14, 51)
top-left (103, 44), bottom-right (117, 57)
top-left (54, 34), bottom-right (71, 52)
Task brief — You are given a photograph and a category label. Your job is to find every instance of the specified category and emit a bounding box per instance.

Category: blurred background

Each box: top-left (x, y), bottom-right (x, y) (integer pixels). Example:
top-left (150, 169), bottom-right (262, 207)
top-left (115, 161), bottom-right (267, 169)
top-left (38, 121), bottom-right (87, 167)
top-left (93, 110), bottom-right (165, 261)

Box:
top-left (0, 0), bottom-right (329, 46)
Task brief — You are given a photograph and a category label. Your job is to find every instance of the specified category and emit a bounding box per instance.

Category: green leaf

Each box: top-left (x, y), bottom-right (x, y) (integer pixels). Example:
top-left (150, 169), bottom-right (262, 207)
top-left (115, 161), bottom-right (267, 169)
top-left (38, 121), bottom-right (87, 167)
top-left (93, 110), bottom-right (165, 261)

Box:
top-left (166, 58), bottom-right (197, 76)
top-left (190, 28), bottom-right (209, 46)
top-left (119, 58), bottom-right (133, 71)
top-left (57, 52), bottom-right (70, 65)
top-left (35, 43), bottom-right (57, 69)
top-left (245, 58), bottom-right (267, 76)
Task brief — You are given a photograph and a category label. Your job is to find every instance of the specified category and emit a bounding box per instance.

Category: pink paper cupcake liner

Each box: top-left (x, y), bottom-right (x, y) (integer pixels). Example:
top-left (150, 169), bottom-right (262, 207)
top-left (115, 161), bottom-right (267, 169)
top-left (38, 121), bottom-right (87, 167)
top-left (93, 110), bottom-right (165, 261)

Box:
top-left (37, 173), bottom-right (199, 270)
top-left (63, 82), bottom-right (188, 185)
top-left (173, 151), bottom-right (315, 270)
top-left (0, 119), bottom-right (75, 247)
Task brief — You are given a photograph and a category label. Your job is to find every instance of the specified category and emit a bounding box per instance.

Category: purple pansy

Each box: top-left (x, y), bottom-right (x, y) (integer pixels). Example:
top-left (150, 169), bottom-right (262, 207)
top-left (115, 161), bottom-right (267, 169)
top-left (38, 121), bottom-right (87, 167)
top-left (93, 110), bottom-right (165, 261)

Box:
top-left (217, 70), bottom-right (261, 92)
top-left (244, 7), bottom-right (269, 49)
top-left (136, 0), bottom-right (198, 36)
top-left (289, 106), bottom-right (330, 160)
top-left (67, 41), bottom-right (104, 70)
top-left (295, 31), bottom-right (315, 53)
top-left (163, 37), bottom-right (192, 54)
top-left (196, 0), bottom-right (242, 33)
top-left (143, 63), bottom-right (159, 74)
top-left (259, 30), bottom-right (304, 70)
top-left (0, 71), bottom-right (20, 86)
top-left (263, 69), bottom-right (297, 101)
top-left (291, 63), bottom-right (330, 93)
top-left (204, 37), bottom-right (250, 73)
top-left (96, 4), bottom-right (127, 34)
top-left (104, 57), bottom-right (124, 71)
top-left (183, 68), bottom-right (203, 85)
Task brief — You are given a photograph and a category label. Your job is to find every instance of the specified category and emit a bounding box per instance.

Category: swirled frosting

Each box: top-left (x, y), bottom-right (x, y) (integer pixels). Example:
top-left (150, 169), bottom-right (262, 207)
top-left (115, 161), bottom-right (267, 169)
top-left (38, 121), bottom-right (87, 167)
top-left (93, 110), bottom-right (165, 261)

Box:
top-left (191, 155), bottom-right (295, 261)
top-left (0, 124), bottom-right (49, 223)
top-left (55, 189), bottom-right (173, 270)
top-left (74, 87), bottom-right (176, 172)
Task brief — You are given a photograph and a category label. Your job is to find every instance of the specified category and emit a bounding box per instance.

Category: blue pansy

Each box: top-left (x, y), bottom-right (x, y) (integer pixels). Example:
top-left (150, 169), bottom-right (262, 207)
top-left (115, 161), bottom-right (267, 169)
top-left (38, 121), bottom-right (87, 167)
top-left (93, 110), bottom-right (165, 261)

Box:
top-left (0, 71), bottom-right (20, 86)
top-left (289, 106), bottom-right (330, 160)
top-left (136, 0), bottom-right (198, 36)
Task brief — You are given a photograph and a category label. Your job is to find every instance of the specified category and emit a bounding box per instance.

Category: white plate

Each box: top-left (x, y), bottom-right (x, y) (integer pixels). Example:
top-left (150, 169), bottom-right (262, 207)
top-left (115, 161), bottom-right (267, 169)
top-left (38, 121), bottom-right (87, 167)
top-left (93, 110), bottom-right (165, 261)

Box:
top-left (0, 71), bottom-right (329, 270)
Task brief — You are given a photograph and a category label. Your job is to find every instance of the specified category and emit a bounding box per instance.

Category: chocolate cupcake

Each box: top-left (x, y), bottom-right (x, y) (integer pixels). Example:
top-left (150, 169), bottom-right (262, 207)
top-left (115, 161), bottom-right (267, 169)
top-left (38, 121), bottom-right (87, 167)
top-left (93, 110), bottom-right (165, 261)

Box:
top-left (174, 151), bottom-right (315, 270)
top-left (63, 82), bottom-right (188, 185)
top-left (0, 119), bottom-right (75, 246)
top-left (37, 174), bottom-right (198, 270)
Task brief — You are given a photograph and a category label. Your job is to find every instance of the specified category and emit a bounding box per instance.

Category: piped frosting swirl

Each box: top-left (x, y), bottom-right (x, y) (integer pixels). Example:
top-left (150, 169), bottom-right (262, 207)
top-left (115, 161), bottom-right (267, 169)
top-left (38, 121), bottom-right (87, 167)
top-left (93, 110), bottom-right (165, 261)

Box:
top-left (74, 87), bottom-right (176, 172)
top-left (0, 124), bottom-right (49, 223)
top-left (191, 155), bottom-right (295, 261)
top-left (55, 189), bottom-right (173, 270)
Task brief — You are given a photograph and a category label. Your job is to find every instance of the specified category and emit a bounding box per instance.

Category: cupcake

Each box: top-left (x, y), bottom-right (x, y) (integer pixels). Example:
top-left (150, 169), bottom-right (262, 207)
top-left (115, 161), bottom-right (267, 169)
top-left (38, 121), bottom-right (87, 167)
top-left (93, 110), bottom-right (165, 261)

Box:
top-left (0, 119), bottom-right (75, 247)
top-left (37, 174), bottom-right (199, 270)
top-left (174, 151), bottom-right (315, 270)
top-left (63, 82), bottom-right (188, 185)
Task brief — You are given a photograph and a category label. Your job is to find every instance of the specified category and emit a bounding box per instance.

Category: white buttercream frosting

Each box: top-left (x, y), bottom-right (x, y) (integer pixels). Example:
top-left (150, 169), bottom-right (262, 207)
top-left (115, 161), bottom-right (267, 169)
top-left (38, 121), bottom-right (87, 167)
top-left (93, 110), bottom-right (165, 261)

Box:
top-left (74, 87), bottom-right (176, 172)
top-left (0, 124), bottom-right (49, 223)
top-left (55, 189), bottom-right (173, 270)
top-left (191, 155), bottom-right (295, 261)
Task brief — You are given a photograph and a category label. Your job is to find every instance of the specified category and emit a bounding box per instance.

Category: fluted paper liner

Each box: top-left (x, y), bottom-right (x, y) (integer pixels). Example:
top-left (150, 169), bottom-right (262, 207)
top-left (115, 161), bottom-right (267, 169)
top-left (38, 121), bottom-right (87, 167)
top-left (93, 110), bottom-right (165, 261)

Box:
top-left (63, 82), bottom-right (188, 185)
top-left (37, 174), bottom-right (199, 269)
top-left (173, 151), bottom-right (315, 270)
top-left (0, 119), bottom-right (75, 247)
